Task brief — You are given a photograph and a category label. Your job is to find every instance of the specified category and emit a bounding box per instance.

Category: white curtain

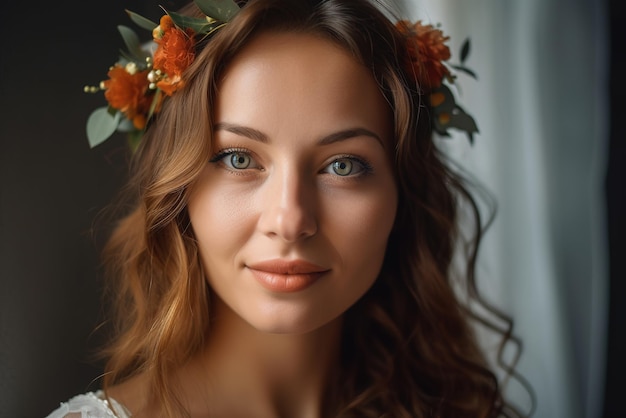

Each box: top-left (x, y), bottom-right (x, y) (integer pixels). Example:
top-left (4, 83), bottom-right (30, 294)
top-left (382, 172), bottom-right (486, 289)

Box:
top-left (396, 0), bottom-right (610, 417)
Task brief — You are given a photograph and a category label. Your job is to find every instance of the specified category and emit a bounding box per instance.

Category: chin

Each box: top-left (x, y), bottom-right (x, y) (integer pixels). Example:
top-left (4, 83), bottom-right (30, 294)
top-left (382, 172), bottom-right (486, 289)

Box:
top-left (249, 318), bottom-right (322, 335)
top-left (244, 309), bottom-right (341, 336)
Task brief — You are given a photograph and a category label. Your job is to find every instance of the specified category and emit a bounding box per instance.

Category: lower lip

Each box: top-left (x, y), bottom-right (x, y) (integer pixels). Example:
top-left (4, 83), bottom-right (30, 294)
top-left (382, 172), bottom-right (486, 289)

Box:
top-left (249, 269), bottom-right (327, 293)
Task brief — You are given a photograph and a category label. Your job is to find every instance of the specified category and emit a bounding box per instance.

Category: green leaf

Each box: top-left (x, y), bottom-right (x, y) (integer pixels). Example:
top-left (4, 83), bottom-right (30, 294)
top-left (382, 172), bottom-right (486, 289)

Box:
top-left (116, 118), bottom-right (136, 132)
top-left (433, 123), bottom-right (452, 137)
top-left (168, 11), bottom-right (222, 34)
top-left (459, 38), bottom-right (471, 64)
top-left (117, 25), bottom-right (150, 63)
top-left (87, 107), bottom-right (121, 148)
top-left (126, 9), bottom-right (158, 32)
top-left (450, 64), bottom-right (478, 80)
top-left (431, 84), bottom-right (456, 113)
top-left (193, 0), bottom-right (240, 22)
top-left (433, 125), bottom-right (446, 136)
top-left (449, 106), bottom-right (479, 134)
top-left (118, 49), bottom-right (138, 66)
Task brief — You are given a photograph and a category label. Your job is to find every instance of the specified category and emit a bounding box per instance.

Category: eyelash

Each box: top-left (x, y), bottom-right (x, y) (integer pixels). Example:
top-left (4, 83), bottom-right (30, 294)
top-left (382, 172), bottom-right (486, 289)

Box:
top-left (209, 148), bottom-right (373, 177)
top-left (209, 147), bottom-right (247, 162)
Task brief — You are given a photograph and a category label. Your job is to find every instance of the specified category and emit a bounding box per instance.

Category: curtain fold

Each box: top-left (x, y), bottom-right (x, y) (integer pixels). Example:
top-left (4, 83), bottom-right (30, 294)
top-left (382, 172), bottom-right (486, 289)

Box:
top-left (398, 1), bottom-right (610, 417)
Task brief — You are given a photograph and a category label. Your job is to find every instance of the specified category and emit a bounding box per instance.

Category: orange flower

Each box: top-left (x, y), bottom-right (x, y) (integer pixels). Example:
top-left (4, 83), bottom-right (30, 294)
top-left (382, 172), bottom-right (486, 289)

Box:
top-left (153, 15), bottom-right (196, 95)
top-left (103, 64), bottom-right (153, 129)
top-left (396, 20), bottom-right (451, 90)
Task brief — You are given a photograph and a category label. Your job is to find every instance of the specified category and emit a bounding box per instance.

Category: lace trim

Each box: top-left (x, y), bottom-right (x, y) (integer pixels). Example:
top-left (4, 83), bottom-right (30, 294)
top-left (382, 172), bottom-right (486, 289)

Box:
top-left (47, 390), bottom-right (131, 418)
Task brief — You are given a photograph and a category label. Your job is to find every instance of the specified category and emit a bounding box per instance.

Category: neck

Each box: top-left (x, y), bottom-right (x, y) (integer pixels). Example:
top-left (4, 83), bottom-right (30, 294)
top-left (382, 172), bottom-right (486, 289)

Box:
top-left (179, 297), bottom-right (343, 418)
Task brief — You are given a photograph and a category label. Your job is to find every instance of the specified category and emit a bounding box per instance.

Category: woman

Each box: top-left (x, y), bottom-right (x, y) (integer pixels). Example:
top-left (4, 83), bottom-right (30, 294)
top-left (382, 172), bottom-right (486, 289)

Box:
top-left (48, 0), bottom-right (528, 416)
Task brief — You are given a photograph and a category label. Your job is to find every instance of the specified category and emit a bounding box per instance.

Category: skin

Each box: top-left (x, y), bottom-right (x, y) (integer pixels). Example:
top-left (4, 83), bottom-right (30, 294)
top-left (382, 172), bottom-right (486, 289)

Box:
top-left (110, 31), bottom-right (398, 418)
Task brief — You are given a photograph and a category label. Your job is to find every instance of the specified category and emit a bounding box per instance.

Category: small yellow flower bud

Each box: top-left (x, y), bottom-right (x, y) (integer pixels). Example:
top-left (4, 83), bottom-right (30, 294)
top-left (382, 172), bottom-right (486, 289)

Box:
top-left (125, 62), bottom-right (138, 75)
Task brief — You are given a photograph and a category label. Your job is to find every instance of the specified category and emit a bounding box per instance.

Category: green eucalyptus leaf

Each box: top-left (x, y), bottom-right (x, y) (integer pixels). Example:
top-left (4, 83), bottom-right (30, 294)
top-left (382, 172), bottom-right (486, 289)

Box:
top-left (449, 106), bottom-right (479, 134)
top-left (433, 123), bottom-right (451, 137)
top-left (433, 124), bottom-right (447, 136)
top-left (460, 38), bottom-right (471, 64)
top-left (117, 25), bottom-right (140, 54)
top-left (118, 49), bottom-right (136, 66)
top-left (87, 107), bottom-right (121, 148)
top-left (193, 0), bottom-right (240, 22)
top-left (168, 11), bottom-right (221, 33)
top-left (117, 25), bottom-right (150, 63)
top-left (450, 64), bottom-right (478, 80)
top-left (116, 118), bottom-right (136, 133)
top-left (430, 84), bottom-right (456, 113)
top-left (126, 9), bottom-right (158, 32)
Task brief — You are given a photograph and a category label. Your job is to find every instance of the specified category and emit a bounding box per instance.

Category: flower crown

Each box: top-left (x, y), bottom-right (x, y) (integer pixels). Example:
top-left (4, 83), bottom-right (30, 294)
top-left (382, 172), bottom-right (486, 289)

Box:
top-left (395, 20), bottom-right (479, 143)
top-left (85, 0), bottom-right (478, 151)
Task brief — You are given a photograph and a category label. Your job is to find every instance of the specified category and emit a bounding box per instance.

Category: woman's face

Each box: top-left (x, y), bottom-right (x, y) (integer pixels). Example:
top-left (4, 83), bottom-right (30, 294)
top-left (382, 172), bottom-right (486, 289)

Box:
top-left (187, 31), bottom-right (398, 334)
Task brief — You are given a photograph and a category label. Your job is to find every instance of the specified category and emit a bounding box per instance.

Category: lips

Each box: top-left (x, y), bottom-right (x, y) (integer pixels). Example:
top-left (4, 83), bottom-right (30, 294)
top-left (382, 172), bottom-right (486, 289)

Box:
top-left (247, 259), bottom-right (330, 292)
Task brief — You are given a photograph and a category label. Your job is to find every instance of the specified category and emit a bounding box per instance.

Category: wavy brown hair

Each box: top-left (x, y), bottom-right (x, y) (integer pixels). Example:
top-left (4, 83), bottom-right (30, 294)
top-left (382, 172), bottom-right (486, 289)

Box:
top-left (97, 0), bottom-right (530, 416)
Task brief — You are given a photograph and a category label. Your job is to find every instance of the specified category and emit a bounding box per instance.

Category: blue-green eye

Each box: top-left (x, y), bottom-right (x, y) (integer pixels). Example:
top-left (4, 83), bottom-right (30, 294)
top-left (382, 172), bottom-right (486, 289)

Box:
top-left (210, 149), bottom-right (260, 171)
top-left (332, 159), bottom-right (353, 176)
top-left (229, 152), bottom-right (251, 169)
top-left (324, 157), bottom-right (371, 177)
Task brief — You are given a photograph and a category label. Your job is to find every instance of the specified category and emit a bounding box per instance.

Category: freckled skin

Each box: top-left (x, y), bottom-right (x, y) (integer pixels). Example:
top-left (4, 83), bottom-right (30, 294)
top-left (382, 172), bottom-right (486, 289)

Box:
top-left (187, 32), bottom-right (398, 335)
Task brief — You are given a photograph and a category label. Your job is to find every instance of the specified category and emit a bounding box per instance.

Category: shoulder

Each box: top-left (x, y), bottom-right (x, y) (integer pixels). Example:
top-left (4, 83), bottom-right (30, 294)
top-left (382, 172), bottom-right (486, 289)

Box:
top-left (45, 390), bottom-right (132, 418)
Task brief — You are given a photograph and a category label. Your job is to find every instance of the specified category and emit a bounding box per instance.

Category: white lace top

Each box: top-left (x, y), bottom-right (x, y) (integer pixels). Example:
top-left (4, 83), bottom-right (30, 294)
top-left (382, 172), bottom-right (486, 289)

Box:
top-left (45, 391), bottom-right (131, 418)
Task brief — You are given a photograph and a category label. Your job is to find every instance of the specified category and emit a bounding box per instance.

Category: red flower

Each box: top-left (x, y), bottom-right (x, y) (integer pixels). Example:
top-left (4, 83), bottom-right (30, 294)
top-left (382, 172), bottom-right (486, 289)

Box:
top-left (103, 64), bottom-right (153, 129)
top-left (152, 15), bottom-right (196, 95)
top-left (396, 20), bottom-right (452, 90)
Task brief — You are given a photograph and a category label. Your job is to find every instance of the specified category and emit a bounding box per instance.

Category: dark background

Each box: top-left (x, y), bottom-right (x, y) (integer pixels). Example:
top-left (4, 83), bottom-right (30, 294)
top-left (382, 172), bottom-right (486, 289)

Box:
top-left (0, 0), bottom-right (623, 417)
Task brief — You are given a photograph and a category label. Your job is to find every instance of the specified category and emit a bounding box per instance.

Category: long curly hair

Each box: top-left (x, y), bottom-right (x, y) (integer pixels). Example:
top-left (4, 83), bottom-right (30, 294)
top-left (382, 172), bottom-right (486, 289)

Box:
top-left (96, 0), bottom-right (529, 416)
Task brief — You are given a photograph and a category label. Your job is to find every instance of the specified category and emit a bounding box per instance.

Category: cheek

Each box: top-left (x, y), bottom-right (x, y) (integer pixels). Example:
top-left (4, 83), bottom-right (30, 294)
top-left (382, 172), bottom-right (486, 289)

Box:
top-left (187, 177), bottom-right (256, 265)
top-left (323, 183), bottom-right (398, 270)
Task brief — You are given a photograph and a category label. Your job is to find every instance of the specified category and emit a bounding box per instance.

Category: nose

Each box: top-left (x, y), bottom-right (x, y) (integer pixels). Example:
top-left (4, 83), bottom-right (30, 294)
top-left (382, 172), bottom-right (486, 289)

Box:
top-left (257, 166), bottom-right (318, 242)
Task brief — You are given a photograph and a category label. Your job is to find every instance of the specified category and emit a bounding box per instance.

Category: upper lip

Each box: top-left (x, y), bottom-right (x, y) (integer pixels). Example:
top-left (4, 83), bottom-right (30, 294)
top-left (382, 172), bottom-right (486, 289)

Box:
top-left (247, 259), bottom-right (329, 274)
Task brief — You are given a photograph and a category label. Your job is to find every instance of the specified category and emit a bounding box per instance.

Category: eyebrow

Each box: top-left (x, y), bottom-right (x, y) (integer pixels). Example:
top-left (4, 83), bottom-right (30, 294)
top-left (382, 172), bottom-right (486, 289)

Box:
top-left (214, 122), bottom-right (383, 146)
top-left (214, 123), bottom-right (269, 143)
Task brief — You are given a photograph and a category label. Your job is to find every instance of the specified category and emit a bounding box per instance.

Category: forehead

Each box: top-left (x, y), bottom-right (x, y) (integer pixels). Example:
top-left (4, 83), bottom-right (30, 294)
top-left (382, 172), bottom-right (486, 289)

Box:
top-left (215, 31), bottom-right (393, 148)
